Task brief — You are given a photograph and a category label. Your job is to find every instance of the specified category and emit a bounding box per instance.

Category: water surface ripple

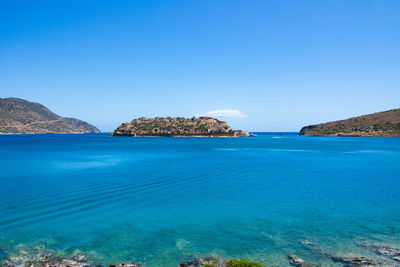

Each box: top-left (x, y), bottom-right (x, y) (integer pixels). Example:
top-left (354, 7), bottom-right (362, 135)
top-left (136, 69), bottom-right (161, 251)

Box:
top-left (0, 133), bottom-right (400, 266)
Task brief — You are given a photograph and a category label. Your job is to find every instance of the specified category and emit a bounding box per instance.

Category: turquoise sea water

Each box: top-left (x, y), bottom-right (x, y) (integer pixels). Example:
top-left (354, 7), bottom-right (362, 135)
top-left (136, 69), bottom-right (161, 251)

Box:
top-left (0, 133), bottom-right (400, 266)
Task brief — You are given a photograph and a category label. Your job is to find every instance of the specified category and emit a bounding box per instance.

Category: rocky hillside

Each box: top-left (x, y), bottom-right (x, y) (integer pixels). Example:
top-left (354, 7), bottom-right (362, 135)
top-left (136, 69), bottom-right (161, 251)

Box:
top-left (299, 108), bottom-right (400, 137)
top-left (0, 98), bottom-right (100, 134)
top-left (110, 117), bottom-right (250, 137)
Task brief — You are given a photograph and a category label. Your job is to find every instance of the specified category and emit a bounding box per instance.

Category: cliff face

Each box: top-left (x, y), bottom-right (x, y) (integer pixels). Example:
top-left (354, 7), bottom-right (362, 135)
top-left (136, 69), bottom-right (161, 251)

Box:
top-left (0, 98), bottom-right (100, 134)
top-left (110, 117), bottom-right (250, 137)
top-left (299, 108), bottom-right (400, 137)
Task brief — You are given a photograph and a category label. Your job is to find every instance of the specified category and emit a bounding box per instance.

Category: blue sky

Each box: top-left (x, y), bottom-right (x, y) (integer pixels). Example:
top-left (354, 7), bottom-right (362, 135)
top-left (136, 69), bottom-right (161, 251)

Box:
top-left (1, 0), bottom-right (399, 132)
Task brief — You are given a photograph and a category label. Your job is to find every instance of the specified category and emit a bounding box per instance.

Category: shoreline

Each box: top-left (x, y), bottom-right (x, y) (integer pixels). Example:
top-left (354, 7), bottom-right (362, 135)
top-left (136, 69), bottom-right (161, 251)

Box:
top-left (2, 241), bottom-right (400, 267)
top-left (300, 133), bottom-right (400, 137)
top-left (0, 132), bottom-right (102, 135)
top-left (108, 135), bottom-right (256, 138)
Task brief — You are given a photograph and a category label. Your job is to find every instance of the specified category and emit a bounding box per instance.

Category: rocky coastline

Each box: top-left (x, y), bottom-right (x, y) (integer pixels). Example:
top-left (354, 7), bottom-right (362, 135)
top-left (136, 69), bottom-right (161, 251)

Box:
top-left (110, 117), bottom-right (251, 137)
top-left (2, 242), bottom-right (400, 267)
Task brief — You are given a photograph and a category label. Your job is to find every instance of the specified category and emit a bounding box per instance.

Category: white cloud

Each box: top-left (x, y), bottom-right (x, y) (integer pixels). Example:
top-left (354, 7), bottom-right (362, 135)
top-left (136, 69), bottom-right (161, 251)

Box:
top-left (203, 109), bottom-right (247, 118)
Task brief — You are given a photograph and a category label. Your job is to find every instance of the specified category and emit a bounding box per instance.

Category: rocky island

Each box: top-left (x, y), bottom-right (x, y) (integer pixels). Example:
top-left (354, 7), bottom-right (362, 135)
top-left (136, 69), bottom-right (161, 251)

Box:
top-left (0, 98), bottom-right (100, 134)
top-left (299, 108), bottom-right (400, 137)
top-left (110, 117), bottom-right (250, 137)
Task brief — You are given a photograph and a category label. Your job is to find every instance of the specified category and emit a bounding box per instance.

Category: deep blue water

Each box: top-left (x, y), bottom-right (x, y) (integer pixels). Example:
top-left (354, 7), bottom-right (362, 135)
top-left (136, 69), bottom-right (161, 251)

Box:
top-left (0, 133), bottom-right (400, 266)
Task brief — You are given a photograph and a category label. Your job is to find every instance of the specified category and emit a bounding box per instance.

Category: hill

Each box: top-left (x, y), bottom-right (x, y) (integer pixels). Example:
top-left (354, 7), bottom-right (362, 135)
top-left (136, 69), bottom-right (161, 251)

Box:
top-left (0, 97), bottom-right (100, 134)
top-left (299, 108), bottom-right (400, 137)
top-left (110, 117), bottom-right (250, 137)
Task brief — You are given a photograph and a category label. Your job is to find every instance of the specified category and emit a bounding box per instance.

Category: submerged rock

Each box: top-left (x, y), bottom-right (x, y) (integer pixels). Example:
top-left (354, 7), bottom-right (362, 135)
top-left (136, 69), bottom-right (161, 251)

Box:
top-left (329, 255), bottom-right (376, 266)
top-left (23, 253), bottom-right (91, 267)
top-left (109, 264), bottom-right (142, 267)
top-left (376, 247), bottom-right (400, 261)
top-left (299, 240), bottom-right (314, 247)
top-left (296, 239), bottom-right (382, 266)
top-left (288, 255), bottom-right (320, 267)
top-left (178, 255), bottom-right (221, 267)
top-left (1, 252), bottom-right (143, 267)
top-left (178, 257), bottom-right (266, 267)
top-left (355, 242), bottom-right (400, 262)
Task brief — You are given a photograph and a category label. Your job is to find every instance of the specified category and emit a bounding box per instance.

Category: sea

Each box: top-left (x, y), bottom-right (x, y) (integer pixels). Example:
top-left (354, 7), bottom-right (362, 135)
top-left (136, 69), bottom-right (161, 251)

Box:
top-left (0, 133), bottom-right (399, 266)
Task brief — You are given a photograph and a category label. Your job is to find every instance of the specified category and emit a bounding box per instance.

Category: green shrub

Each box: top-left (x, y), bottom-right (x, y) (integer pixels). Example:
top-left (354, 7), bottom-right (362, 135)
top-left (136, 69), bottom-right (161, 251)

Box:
top-left (202, 264), bottom-right (215, 267)
top-left (225, 259), bottom-right (264, 267)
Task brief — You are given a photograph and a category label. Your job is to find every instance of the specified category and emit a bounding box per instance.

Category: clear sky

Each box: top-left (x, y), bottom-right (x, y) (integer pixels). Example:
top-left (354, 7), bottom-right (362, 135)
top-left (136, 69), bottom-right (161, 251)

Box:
top-left (1, 0), bottom-right (399, 132)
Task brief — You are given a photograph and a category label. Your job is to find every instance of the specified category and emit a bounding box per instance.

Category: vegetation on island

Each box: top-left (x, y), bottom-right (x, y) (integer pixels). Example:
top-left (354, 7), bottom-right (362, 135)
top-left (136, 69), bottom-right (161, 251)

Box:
top-left (299, 108), bottom-right (400, 137)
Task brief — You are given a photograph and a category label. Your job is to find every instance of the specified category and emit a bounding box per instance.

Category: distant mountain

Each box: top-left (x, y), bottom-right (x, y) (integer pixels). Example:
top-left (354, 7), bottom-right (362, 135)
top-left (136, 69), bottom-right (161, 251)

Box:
top-left (299, 108), bottom-right (400, 137)
top-left (110, 117), bottom-right (250, 137)
top-left (0, 97), bottom-right (100, 134)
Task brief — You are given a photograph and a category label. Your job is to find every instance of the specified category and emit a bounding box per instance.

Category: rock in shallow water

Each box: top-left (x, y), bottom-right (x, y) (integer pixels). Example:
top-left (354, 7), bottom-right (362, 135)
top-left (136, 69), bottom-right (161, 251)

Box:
top-left (288, 255), bottom-right (320, 267)
top-left (329, 255), bottom-right (376, 266)
top-left (178, 255), bottom-right (221, 266)
top-left (23, 253), bottom-right (91, 267)
top-left (355, 241), bottom-right (400, 262)
top-left (109, 264), bottom-right (142, 267)
top-left (1, 252), bottom-right (143, 267)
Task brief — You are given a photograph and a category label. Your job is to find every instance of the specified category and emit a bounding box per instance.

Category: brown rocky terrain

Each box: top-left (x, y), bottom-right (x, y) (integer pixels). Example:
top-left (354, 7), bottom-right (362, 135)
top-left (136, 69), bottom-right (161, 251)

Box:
top-left (0, 98), bottom-right (100, 134)
top-left (110, 117), bottom-right (250, 137)
top-left (299, 108), bottom-right (400, 137)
